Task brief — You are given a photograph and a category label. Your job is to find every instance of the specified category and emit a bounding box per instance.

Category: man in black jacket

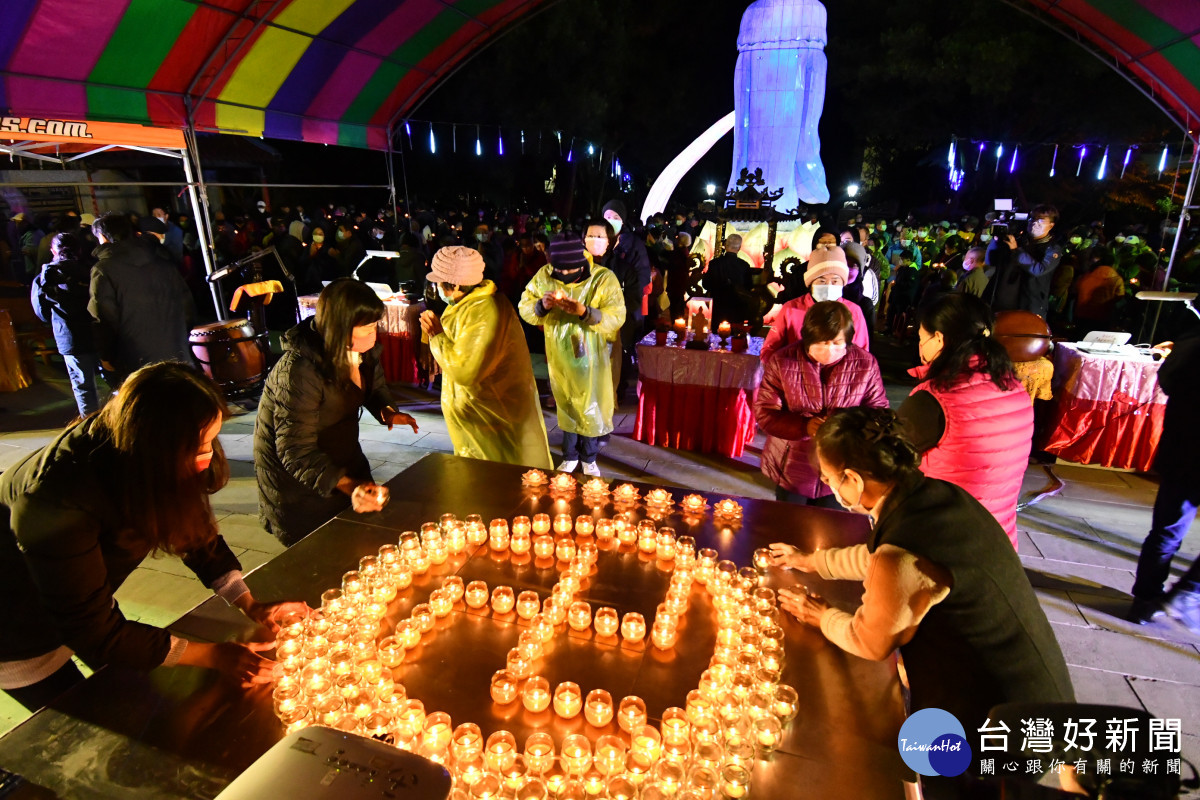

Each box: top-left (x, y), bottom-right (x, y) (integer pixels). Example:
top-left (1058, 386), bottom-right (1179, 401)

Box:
top-left (1129, 327), bottom-right (1200, 633)
top-left (88, 212), bottom-right (195, 385)
top-left (31, 233), bottom-right (100, 417)
top-left (704, 234), bottom-right (752, 324)
top-left (985, 204), bottom-right (1064, 318)
top-left (601, 199), bottom-right (651, 400)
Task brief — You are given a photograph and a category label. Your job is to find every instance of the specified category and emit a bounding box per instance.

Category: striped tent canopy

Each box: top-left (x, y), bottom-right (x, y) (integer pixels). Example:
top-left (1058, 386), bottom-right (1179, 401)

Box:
top-left (1020, 0), bottom-right (1200, 140)
top-left (0, 0), bottom-right (550, 150)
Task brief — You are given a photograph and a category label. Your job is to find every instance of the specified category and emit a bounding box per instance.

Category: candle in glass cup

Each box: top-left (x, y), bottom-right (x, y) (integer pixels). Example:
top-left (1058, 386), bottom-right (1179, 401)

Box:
top-left (273, 683), bottom-right (302, 717)
top-left (469, 774), bottom-right (502, 800)
top-left (543, 596), bottom-right (568, 626)
top-left (583, 688), bottom-right (613, 727)
top-left (506, 648), bottom-right (532, 680)
top-left (720, 763), bottom-right (751, 799)
top-left (429, 588), bottom-right (453, 618)
top-left (531, 513), bottom-right (552, 534)
top-left (555, 537), bottom-right (576, 562)
top-left (522, 676), bottom-right (551, 712)
top-left (568, 515), bottom-right (592, 537)
top-left (422, 712), bottom-right (452, 754)
top-left (501, 754), bottom-right (529, 793)
top-left (465, 523), bottom-right (487, 548)
top-left (583, 606), bottom-right (615, 638)
top-left (650, 761), bottom-right (686, 795)
top-left (516, 590), bottom-right (542, 620)
top-left (646, 487), bottom-right (672, 506)
top-left (446, 526), bottom-right (467, 554)
top-left (530, 613), bottom-right (555, 643)
top-left (754, 716), bottom-right (783, 753)
top-left (553, 681), bottom-right (582, 719)
top-left (541, 759), bottom-right (569, 796)
top-left (490, 669), bottom-right (519, 704)
top-left (650, 618), bottom-right (678, 649)
top-left (658, 707), bottom-right (690, 747)
top-left (320, 588), bottom-right (345, 617)
top-left (620, 612), bottom-right (646, 642)
top-left (409, 550), bottom-right (431, 574)
top-left (593, 518), bottom-right (615, 540)
top-left (311, 693), bottom-right (344, 727)
top-left (567, 601), bottom-right (592, 632)
top-left (560, 735), bottom-right (591, 776)
top-left (637, 527), bottom-right (657, 555)
top-left (491, 585), bottom-right (516, 615)
top-left (773, 684), bottom-right (799, 722)
top-left (489, 519), bottom-right (510, 550)
top-left (278, 704), bottom-right (311, 734)
top-left (532, 534), bottom-right (555, 559)
top-left (524, 732), bottom-right (555, 774)
top-left (394, 699), bottom-right (425, 740)
top-left (341, 570), bottom-right (365, 598)
top-left (552, 514), bottom-right (573, 535)
top-left (615, 519), bottom-right (637, 547)
top-left (517, 629), bottom-right (543, 661)
top-left (485, 730), bottom-right (518, 772)
top-left (686, 689), bottom-right (714, 724)
top-left (681, 494), bottom-right (706, 514)
top-left (592, 734), bottom-right (626, 776)
top-left (510, 530), bottom-right (532, 555)
top-left (656, 530), bottom-right (676, 560)
top-left (630, 724), bottom-right (663, 763)
top-left (617, 696), bottom-right (647, 733)
top-left (411, 603), bottom-right (434, 633)
top-left (462, 580), bottom-right (488, 610)
top-left (606, 776), bottom-right (637, 800)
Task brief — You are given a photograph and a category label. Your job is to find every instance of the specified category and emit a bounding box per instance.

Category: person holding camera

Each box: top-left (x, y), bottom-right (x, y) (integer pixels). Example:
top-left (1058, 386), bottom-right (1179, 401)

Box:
top-left (984, 204), bottom-right (1064, 319)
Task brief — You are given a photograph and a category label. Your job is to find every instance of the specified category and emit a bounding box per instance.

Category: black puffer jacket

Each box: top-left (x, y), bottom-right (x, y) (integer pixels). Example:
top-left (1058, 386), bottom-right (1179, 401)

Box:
top-left (31, 256), bottom-right (94, 354)
top-left (254, 320), bottom-right (395, 546)
top-left (0, 417), bottom-right (240, 667)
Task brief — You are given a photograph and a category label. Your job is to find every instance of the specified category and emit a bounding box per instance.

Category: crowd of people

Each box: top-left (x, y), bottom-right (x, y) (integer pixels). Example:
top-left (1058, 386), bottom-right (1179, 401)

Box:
top-left (2, 193), bottom-right (1198, 799)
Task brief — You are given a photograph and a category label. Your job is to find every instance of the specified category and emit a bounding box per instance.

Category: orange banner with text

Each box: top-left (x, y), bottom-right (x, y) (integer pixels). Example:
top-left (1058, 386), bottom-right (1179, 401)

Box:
top-left (0, 117), bottom-right (185, 149)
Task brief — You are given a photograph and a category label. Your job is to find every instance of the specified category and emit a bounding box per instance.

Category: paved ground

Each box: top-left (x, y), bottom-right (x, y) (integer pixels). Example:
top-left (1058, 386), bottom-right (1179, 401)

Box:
top-left (1, 343), bottom-right (1198, 793)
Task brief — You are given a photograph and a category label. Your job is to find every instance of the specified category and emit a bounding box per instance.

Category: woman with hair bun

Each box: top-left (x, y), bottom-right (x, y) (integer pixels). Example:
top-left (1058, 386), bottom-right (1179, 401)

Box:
top-left (899, 293), bottom-right (1033, 549)
top-left (769, 407), bottom-right (1072, 798)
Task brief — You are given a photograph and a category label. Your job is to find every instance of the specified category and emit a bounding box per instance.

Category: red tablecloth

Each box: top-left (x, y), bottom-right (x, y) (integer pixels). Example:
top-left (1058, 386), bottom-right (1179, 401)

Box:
top-left (1043, 343), bottom-right (1165, 471)
top-left (299, 294), bottom-right (425, 384)
top-left (634, 333), bottom-right (764, 457)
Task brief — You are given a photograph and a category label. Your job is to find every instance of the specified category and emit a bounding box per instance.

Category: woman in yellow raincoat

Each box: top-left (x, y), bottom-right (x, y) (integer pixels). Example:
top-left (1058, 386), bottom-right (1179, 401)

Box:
top-left (519, 233), bottom-right (625, 476)
top-left (420, 246), bottom-right (552, 469)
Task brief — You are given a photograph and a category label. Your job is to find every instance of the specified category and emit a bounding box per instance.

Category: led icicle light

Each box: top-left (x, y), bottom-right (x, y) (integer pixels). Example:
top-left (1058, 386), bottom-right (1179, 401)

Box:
top-left (429, 124), bottom-right (436, 154)
top-left (1076, 145), bottom-right (1087, 177)
top-left (1159, 145), bottom-right (1169, 177)
top-left (1009, 146), bottom-right (1018, 174)
top-left (1097, 146), bottom-right (1109, 180)
top-left (476, 125), bottom-right (482, 157)
top-left (1050, 144), bottom-right (1058, 177)
top-left (994, 143), bottom-right (1004, 175)
top-left (1121, 146), bottom-right (1133, 178)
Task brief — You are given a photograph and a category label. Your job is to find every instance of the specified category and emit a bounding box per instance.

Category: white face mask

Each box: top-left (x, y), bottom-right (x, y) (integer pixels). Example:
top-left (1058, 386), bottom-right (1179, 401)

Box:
top-left (980, 234), bottom-right (992, 243)
top-left (808, 342), bottom-right (848, 365)
top-left (830, 470), bottom-right (869, 515)
top-left (811, 284), bottom-right (843, 302)
top-left (606, 217), bottom-right (623, 235)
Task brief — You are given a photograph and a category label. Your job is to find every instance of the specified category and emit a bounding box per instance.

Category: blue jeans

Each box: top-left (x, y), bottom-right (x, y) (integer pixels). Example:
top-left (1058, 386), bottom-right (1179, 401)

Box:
top-left (561, 432), bottom-right (599, 463)
top-left (1132, 472), bottom-right (1200, 599)
top-left (63, 353), bottom-right (101, 418)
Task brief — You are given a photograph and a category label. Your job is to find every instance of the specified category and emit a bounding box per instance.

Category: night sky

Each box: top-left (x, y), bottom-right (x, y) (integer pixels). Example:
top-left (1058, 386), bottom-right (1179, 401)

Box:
top-left (272, 0), bottom-right (1177, 224)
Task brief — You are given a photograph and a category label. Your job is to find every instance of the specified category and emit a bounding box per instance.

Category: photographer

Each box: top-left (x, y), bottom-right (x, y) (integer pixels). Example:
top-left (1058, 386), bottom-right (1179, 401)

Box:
top-left (984, 204), bottom-right (1064, 319)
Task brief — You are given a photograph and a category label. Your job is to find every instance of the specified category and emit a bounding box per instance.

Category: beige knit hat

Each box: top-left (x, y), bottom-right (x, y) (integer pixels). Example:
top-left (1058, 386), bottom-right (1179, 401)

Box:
top-left (428, 245), bottom-right (485, 286)
top-left (803, 244), bottom-right (850, 287)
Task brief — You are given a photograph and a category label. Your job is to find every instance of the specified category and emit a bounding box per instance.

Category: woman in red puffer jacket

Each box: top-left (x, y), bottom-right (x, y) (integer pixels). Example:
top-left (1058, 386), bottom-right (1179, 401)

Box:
top-left (755, 301), bottom-right (888, 506)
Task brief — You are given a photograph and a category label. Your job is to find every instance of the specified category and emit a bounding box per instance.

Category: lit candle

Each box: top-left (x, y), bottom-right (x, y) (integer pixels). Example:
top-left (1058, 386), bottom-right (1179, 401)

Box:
top-left (551, 473), bottom-right (576, 493)
top-left (582, 478), bottom-right (608, 496)
top-left (441, 513), bottom-right (460, 530)
top-left (581, 768), bottom-right (606, 797)
top-left (485, 730), bottom-right (518, 773)
top-left (341, 570), bottom-right (364, 598)
top-left (543, 596), bottom-right (568, 625)
top-left (574, 515), bottom-right (595, 535)
top-left (524, 733), bottom-right (555, 774)
top-left (578, 688), bottom-right (612, 728)
top-left (594, 518), bottom-right (615, 540)
top-left (555, 537), bottom-right (576, 562)
top-left (682, 493), bottom-right (707, 513)
top-left (650, 618), bottom-right (678, 649)
top-left (656, 529), bottom-right (676, 560)
top-left (593, 607), bottom-right (619, 638)
top-left (532, 513), bottom-right (551, 534)
top-left (522, 676), bottom-right (551, 713)
top-left (567, 600), bottom-right (592, 632)
top-left (552, 514), bottom-right (573, 535)
top-left (394, 618), bottom-right (420, 650)
top-left (615, 519), bottom-right (637, 547)
top-left (720, 764), bottom-right (751, 799)
top-left (637, 527), bottom-right (657, 555)
top-left (674, 317), bottom-right (686, 336)
top-left (311, 693), bottom-right (344, 727)
top-left (620, 612), bottom-right (645, 642)
top-left (491, 669), bottom-right (519, 704)
top-left (506, 648), bottom-right (532, 680)
top-left (510, 530), bottom-right (532, 555)
top-left (754, 715), bottom-right (782, 753)
top-left (489, 519), bottom-right (510, 550)
top-left (469, 774), bottom-right (502, 799)
top-left (463, 580), bottom-right (489, 610)
top-left (646, 487), bottom-right (672, 506)
top-left (561, 734), bottom-right (591, 776)
top-left (465, 521), bottom-right (487, 547)
top-left (429, 588), bottom-right (453, 618)
top-left (514, 590), bottom-right (541, 620)
top-left (411, 603), bottom-right (434, 632)
top-left (517, 629), bottom-right (543, 661)
top-left (395, 699), bottom-right (426, 741)
top-left (553, 681), bottom-right (583, 719)
top-left (522, 469), bottom-right (548, 486)
top-left (613, 484), bottom-right (639, 502)
top-left (718, 320), bottom-right (732, 338)
top-left (491, 586), bottom-right (516, 615)
top-left (278, 704), bottom-right (310, 734)
top-left (422, 711), bottom-right (452, 754)
top-left (273, 683), bottom-right (302, 717)
top-left (533, 534), bottom-right (555, 559)
top-left (530, 613), bottom-right (555, 643)
top-left (605, 776), bottom-right (637, 800)
top-left (617, 696), bottom-right (646, 733)
top-left (542, 759), bottom-right (568, 796)
top-left (630, 725), bottom-right (662, 763)
top-left (773, 684), bottom-right (799, 722)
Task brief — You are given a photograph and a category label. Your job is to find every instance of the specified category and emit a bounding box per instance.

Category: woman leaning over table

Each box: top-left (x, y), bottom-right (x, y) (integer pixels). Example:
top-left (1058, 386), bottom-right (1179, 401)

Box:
top-left (0, 363), bottom-right (308, 712)
top-left (770, 408), bottom-right (1072, 800)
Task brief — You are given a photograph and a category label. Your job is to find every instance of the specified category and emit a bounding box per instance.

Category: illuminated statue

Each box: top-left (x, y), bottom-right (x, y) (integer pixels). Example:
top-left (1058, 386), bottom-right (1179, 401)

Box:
top-left (729, 0), bottom-right (830, 210)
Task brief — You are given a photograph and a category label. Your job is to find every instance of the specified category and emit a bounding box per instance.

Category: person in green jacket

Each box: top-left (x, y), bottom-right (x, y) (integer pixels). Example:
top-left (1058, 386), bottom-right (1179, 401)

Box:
top-left (420, 247), bottom-right (552, 469)
top-left (519, 233), bottom-right (626, 476)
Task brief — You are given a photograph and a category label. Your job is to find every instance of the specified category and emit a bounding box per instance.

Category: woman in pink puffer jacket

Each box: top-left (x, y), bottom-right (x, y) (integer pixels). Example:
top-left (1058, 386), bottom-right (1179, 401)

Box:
top-left (755, 301), bottom-right (888, 505)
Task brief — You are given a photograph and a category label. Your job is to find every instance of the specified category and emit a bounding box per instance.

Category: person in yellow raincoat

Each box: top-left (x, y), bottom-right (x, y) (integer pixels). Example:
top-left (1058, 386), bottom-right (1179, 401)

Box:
top-left (519, 233), bottom-right (626, 476)
top-left (419, 246), bottom-right (552, 469)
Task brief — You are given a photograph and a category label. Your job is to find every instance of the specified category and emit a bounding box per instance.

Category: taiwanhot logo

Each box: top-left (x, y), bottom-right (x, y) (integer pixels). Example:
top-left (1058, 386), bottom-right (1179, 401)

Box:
top-left (898, 708), bottom-right (972, 777)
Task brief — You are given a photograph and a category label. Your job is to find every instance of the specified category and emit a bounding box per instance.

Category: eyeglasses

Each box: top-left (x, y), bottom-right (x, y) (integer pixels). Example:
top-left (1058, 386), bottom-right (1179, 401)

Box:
top-left (585, 235), bottom-right (607, 241)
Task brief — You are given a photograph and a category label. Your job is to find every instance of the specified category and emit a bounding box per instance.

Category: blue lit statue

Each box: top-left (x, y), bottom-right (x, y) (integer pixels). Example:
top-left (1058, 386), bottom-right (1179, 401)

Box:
top-left (729, 0), bottom-right (830, 210)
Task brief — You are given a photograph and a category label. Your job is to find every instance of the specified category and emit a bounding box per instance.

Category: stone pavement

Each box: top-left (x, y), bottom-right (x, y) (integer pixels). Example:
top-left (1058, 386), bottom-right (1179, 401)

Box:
top-left (1, 351), bottom-right (1198, 793)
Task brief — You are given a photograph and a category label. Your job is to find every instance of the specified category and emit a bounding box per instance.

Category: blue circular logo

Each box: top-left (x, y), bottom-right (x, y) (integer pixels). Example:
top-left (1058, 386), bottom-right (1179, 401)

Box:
top-left (897, 708), bottom-right (972, 777)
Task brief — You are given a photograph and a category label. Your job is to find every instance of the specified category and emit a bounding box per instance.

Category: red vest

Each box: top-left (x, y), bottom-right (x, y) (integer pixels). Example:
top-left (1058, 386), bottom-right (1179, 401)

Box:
top-left (910, 367), bottom-right (1033, 548)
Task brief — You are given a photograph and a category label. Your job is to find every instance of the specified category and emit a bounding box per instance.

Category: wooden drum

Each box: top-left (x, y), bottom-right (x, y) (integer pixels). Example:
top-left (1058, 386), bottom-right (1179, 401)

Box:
top-left (189, 318), bottom-right (266, 397)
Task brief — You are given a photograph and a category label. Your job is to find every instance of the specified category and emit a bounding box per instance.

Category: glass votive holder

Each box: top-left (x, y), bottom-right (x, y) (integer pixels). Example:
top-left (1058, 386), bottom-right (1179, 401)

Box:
top-left (533, 534), bottom-right (555, 559)
top-left (723, 739), bottom-right (755, 767)
top-left (660, 707), bottom-right (690, 747)
top-left (558, 573), bottom-right (581, 596)
top-left (617, 695), bottom-right (647, 733)
top-left (685, 690), bottom-right (714, 724)
top-left (594, 518), bottom-right (615, 540)
top-left (650, 760), bottom-right (686, 795)
top-left (429, 588), bottom-right (454, 618)
top-left (412, 602), bottom-right (435, 633)
top-left (541, 758), bottom-right (569, 797)
top-left (580, 767), bottom-right (606, 798)
top-left (469, 774), bottom-right (502, 800)
top-left (650, 618), bottom-right (678, 649)
top-left (273, 682), bottom-right (302, 717)
top-left (752, 548), bottom-right (772, 571)
top-left (574, 515), bottom-right (594, 535)
top-left (485, 730), bottom-right (518, 773)
top-left (510, 515), bottom-right (531, 535)
top-left (311, 693), bottom-right (344, 727)
top-left (320, 588), bottom-right (345, 616)
top-left (524, 732), bottom-right (556, 774)
top-left (506, 648), bottom-right (533, 680)
top-left (620, 612), bottom-right (646, 642)
top-left (692, 740), bottom-right (724, 771)
top-left (456, 756), bottom-right (487, 788)
top-left (584, 688), bottom-right (613, 727)
top-left (446, 527), bottom-right (467, 555)
top-left (690, 715), bottom-right (722, 744)
top-left (720, 763), bottom-right (752, 798)
top-left (592, 607), bottom-right (619, 638)
top-left (553, 514), bottom-right (574, 535)
top-left (491, 585), bottom-right (516, 615)
top-left (394, 699), bottom-right (426, 741)
top-left (522, 676), bottom-right (551, 713)
top-left (501, 754), bottom-right (529, 792)
top-left (555, 537), bottom-right (576, 562)
top-left (464, 580), bottom-right (489, 609)
top-left (615, 518), bottom-right (637, 547)
top-left (773, 684), bottom-right (799, 723)
top-left (542, 596), bottom-right (568, 626)
top-left (605, 775), bottom-right (638, 800)
top-left (656, 529), bottom-right (677, 560)
top-left (510, 530), bottom-right (532, 555)
top-left (490, 669), bottom-right (519, 704)
top-left (722, 711), bottom-right (752, 747)
top-left (567, 601), bottom-right (592, 632)
top-left (630, 724), bottom-right (663, 763)
top-left (516, 590), bottom-right (542, 620)
top-left (530, 613), bottom-right (555, 643)
top-left (560, 734), bottom-right (591, 776)
top-left (746, 690), bottom-right (774, 721)
top-left (553, 681), bottom-right (583, 719)
top-left (489, 525), bottom-right (510, 551)
top-left (697, 546), bottom-right (718, 569)
top-left (393, 618), bottom-right (419, 650)
top-left (341, 570), bottom-right (365, 598)
top-left (593, 734), bottom-right (626, 776)
top-left (753, 715), bottom-right (783, 753)
top-left (422, 711), bottom-right (452, 754)
top-left (577, 541), bottom-right (598, 565)
top-left (532, 513), bottom-right (552, 534)
top-left (278, 704), bottom-right (311, 734)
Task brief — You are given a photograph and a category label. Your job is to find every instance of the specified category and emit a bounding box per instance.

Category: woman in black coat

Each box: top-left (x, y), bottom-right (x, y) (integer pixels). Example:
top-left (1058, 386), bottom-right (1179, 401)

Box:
top-left (0, 363), bottom-right (307, 711)
top-left (255, 279), bottom-right (419, 546)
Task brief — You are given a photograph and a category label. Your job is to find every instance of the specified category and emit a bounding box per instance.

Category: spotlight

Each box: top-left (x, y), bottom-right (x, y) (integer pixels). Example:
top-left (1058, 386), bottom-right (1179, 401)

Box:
top-left (847, 184), bottom-right (859, 198)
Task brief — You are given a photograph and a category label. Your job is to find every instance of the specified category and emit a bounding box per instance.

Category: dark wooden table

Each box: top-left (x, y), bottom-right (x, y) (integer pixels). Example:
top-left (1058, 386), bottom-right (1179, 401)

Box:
top-left (0, 454), bottom-right (908, 799)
